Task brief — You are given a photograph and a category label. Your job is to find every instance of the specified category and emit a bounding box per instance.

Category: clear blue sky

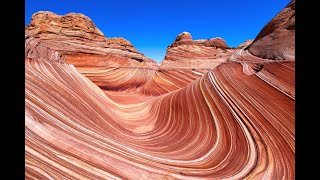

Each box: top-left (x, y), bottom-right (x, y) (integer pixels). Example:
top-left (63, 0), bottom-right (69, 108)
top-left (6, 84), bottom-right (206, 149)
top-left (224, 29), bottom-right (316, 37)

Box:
top-left (25, 0), bottom-right (290, 62)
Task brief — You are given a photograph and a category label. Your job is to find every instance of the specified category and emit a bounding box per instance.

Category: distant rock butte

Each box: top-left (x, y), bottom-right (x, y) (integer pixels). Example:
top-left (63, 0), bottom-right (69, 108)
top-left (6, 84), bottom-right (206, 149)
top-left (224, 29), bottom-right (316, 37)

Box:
top-left (26, 11), bottom-right (104, 38)
top-left (25, 11), bottom-right (158, 68)
top-left (237, 40), bottom-right (253, 49)
top-left (246, 0), bottom-right (295, 60)
top-left (161, 32), bottom-right (235, 68)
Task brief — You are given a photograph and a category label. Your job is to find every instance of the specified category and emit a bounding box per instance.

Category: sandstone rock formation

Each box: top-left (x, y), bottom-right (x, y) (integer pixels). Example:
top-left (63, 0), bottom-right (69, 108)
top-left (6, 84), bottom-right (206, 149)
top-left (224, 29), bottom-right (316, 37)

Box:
top-left (25, 1), bottom-right (295, 179)
top-left (246, 0), bottom-right (295, 60)
top-left (237, 39), bottom-right (253, 49)
top-left (25, 11), bottom-right (159, 90)
top-left (161, 32), bottom-right (236, 68)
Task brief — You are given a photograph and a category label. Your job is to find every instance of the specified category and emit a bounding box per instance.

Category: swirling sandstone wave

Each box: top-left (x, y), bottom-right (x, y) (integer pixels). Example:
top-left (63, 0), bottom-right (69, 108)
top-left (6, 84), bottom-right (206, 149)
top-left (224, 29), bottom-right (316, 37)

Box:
top-left (25, 1), bottom-right (295, 179)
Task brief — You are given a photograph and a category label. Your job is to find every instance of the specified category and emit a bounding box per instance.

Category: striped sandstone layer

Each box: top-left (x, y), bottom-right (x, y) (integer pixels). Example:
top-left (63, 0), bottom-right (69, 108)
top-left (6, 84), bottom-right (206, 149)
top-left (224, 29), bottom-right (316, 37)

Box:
top-left (25, 1), bottom-right (295, 179)
top-left (161, 32), bottom-right (236, 68)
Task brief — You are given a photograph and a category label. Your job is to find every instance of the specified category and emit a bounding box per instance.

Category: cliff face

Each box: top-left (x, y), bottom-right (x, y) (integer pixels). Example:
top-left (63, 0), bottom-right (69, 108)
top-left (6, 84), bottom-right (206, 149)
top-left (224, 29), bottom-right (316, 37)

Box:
top-left (246, 0), bottom-right (295, 60)
top-left (25, 11), bottom-right (159, 89)
top-left (26, 11), bottom-right (105, 39)
top-left (25, 11), bottom-right (158, 67)
top-left (161, 32), bottom-right (236, 68)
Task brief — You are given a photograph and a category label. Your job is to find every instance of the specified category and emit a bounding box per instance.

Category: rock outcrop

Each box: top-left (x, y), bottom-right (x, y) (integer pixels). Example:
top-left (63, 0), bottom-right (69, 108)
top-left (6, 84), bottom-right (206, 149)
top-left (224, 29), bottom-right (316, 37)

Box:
top-left (161, 32), bottom-right (235, 68)
top-left (170, 32), bottom-right (229, 49)
top-left (237, 39), bottom-right (253, 49)
top-left (25, 11), bottom-right (158, 90)
top-left (26, 11), bottom-right (105, 39)
top-left (246, 0), bottom-right (295, 60)
top-left (25, 11), bottom-right (158, 67)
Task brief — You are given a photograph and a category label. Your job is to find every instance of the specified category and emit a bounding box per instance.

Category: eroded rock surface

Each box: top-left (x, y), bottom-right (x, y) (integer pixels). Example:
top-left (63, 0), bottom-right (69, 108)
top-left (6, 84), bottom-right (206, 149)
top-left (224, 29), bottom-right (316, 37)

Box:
top-left (25, 11), bottom-right (158, 67)
top-left (237, 39), bottom-right (253, 49)
top-left (161, 32), bottom-right (236, 68)
top-left (246, 0), bottom-right (295, 60)
top-left (25, 1), bottom-right (295, 179)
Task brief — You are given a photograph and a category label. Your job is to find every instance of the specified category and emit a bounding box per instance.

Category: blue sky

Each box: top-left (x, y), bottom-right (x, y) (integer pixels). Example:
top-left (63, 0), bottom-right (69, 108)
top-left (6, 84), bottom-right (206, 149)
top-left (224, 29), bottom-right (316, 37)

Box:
top-left (25, 0), bottom-right (290, 62)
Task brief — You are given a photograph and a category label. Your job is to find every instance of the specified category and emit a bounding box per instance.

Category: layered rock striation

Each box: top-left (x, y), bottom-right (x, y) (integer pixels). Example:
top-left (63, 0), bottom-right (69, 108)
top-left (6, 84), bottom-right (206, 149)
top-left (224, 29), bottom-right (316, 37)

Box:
top-left (161, 32), bottom-right (236, 68)
top-left (25, 1), bottom-right (295, 179)
top-left (246, 0), bottom-right (295, 60)
top-left (25, 11), bottom-right (159, 90)
top-left (25, 11), bottom-right (158, 67)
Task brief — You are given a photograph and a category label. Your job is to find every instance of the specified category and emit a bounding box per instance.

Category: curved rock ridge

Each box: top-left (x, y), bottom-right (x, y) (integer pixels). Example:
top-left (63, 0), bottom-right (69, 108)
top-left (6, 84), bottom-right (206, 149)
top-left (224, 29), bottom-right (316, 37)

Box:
top-left (246, 0), bottom-right (295, 60)
top-left (25, 58), bottom-right (295, 179)
top-left (161, 32), bottom-right (235, 68)
top-left (25, 2), bottom-right (295, 179)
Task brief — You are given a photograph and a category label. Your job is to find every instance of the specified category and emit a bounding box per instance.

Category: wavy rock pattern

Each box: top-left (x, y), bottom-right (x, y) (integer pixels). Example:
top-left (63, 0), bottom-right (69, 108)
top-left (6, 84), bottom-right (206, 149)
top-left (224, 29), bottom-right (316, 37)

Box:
top-left (25, 58), bottom-right (295, 179)
top-left (25, 2), bottom-right (295, 179)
